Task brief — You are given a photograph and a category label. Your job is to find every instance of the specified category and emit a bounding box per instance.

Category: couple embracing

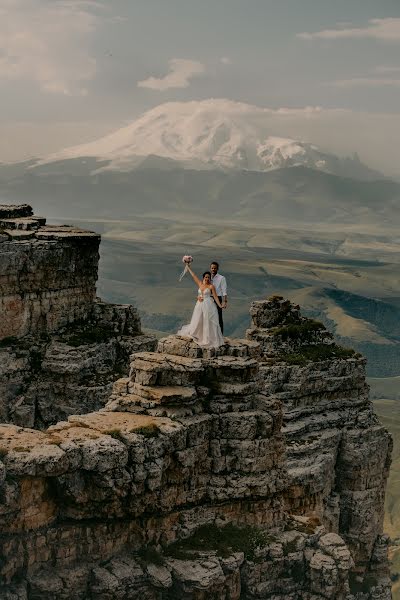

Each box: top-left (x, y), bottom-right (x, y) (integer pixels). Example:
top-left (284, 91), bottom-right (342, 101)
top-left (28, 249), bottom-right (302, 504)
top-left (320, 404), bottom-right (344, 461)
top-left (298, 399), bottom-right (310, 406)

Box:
top-left (177, 261), bottom-right (227, 349)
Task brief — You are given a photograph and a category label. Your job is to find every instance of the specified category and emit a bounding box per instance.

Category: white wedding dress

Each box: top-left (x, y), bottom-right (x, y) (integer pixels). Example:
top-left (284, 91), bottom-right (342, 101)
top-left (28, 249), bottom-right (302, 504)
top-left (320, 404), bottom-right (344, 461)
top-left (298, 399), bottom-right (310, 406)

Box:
top-left (177, 288), bottom-right (224, 348)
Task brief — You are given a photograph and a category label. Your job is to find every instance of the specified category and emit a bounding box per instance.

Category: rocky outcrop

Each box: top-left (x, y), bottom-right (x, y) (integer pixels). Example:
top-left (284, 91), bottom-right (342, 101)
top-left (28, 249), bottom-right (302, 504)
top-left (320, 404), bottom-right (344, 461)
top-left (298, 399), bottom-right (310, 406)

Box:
top-left (0, 204), bottom-right (99, 340)
top-left (247, 297), bottom-right (392, 594)
top-left (0, 206), bottom-right (156, 428)
top-left (0, 209), bottom-right (393, 599)
top-left (0, 304), bottom-right (156, 428)
top-left (0, 325), bottom-right (392, 598)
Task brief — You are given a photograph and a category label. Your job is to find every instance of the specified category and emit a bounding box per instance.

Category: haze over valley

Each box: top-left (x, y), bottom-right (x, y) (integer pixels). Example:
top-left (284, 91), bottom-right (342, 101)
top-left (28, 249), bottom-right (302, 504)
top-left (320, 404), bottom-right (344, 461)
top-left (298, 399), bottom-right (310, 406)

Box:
top-left (2, 99), bottom-right (400, 378)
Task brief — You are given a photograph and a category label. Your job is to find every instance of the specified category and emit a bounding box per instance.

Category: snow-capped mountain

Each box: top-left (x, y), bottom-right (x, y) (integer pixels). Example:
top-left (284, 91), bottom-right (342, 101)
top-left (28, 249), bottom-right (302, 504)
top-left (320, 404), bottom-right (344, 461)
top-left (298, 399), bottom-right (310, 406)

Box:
top-left (38, 99), bottom-right (380, 179)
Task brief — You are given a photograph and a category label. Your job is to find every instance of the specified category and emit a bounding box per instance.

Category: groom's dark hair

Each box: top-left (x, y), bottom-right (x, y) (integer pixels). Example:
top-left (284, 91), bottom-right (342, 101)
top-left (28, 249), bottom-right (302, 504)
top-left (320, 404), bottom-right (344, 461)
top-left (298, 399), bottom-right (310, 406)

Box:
top-left (210, 261), bottom-right (219, 269)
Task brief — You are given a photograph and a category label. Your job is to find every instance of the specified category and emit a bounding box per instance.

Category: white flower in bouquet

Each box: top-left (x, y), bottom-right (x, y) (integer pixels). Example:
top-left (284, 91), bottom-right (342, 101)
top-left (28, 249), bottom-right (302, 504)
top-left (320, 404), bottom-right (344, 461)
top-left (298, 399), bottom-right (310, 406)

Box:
top-left (179, 255), bottom-right (193, 281)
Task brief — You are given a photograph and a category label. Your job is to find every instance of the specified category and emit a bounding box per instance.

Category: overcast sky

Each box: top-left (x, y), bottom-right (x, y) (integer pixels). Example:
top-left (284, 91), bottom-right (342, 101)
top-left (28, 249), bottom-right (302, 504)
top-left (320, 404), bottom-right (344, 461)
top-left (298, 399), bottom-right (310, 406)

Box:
top-left (1, 0), bottom-right (400, 175)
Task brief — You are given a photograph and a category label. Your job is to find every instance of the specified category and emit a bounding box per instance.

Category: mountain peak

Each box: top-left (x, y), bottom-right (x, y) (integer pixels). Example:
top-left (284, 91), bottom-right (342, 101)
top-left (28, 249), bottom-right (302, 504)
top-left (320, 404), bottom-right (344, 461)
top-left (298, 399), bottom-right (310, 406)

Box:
top-left (38, 99), bottom-right (381, 179)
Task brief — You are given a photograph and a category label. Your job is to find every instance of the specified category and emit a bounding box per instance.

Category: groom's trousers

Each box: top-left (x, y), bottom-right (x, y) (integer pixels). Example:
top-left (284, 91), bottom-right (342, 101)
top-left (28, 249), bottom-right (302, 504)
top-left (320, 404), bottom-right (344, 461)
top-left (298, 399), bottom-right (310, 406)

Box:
top-left (216, 296), bottom-right (224, 334)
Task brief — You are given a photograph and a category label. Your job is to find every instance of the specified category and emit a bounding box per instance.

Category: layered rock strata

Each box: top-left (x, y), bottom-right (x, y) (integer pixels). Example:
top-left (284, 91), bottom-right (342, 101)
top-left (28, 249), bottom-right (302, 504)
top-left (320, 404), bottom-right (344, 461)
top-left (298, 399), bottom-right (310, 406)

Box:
top-left (0, 204), bottom-right (99, 340)
top-left (0, 325), bottom-right (392, 599)
top-left (247, 297), bottom-right (392, 593)
top-left (0, 207), bottom-right (393, 599)
top-left (0, 205), bottom-right (156, 428)
top-left (0, 336), bottom-right (288, 598)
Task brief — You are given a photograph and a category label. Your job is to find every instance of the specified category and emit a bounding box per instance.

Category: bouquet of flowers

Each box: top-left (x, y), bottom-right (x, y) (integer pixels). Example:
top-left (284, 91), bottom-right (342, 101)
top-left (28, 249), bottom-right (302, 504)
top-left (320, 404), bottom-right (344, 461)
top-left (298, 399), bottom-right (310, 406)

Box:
top-left (179, 255), bottom-right (193, 281)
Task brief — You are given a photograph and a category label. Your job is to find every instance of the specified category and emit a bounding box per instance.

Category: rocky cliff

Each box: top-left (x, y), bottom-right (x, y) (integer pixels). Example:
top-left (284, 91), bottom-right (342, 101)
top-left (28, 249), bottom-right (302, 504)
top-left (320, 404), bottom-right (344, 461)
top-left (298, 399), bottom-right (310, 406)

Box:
top-left (0, 205), bottom-right (155, 428)
top-left (0, 207), bottom-right (393, 599)
top-left (247, 299), bottom-right (392, 580)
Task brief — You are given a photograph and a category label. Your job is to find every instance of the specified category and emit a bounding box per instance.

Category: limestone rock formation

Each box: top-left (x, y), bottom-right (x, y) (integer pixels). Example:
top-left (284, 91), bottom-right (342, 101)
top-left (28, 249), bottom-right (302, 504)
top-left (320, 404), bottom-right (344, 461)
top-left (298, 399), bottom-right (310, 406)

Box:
top-left (0, 205), bottom-right (156, 428)
top-left (0, 208), bottom-right (393, 599)
top-left (247, 297), bottom-right (393, 593)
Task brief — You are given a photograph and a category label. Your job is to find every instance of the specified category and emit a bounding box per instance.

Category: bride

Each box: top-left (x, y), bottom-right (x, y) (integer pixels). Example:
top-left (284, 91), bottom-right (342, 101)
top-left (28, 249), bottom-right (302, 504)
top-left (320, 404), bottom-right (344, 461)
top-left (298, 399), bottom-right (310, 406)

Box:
top-left (177, 265), bottom-right (225, 348)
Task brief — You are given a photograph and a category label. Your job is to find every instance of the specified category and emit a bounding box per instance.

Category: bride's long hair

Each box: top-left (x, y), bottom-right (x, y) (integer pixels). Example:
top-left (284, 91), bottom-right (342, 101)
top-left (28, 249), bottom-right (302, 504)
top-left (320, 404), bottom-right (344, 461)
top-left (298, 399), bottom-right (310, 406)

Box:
top-left (202, 271), bottom-right (212, 281)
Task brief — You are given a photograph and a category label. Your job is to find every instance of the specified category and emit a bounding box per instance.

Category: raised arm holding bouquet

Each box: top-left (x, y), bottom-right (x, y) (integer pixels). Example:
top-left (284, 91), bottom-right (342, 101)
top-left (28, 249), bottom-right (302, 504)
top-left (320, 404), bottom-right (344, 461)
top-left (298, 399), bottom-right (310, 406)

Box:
top-left (179, 255), bottom-right (193, 281)
top-left (177, 256), bottom-right (224, 348)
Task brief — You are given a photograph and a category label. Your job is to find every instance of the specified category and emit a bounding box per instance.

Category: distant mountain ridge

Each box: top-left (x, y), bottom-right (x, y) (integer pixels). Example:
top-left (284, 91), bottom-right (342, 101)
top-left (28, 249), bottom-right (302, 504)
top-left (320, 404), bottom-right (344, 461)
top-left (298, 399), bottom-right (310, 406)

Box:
top-left (35, 99), bottom-right (382, 181)
top-left (1, 160), bottom-right (399, 230)
top-left (0, 99), bottom-right (397, 229)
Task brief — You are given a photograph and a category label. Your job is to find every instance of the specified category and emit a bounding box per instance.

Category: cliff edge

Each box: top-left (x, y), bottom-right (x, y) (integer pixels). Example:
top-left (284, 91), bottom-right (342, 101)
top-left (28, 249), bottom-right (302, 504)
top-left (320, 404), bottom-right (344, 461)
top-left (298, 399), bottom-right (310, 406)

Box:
top-left (0, 204), bottom-right (155, 428)
top-left (0, 206), bottom-right (393, 599)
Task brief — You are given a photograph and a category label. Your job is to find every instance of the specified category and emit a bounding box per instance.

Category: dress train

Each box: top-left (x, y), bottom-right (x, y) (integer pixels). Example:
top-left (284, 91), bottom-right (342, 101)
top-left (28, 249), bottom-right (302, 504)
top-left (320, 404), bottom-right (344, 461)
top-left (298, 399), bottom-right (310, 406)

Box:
top-left (177, 288), bottom-right (224, 348)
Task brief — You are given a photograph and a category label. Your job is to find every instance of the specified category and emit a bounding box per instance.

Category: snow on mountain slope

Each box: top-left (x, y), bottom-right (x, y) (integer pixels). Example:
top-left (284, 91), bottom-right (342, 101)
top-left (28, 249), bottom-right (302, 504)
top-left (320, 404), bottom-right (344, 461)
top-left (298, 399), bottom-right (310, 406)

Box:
top-left (37, 99), bottom-right (378, 177)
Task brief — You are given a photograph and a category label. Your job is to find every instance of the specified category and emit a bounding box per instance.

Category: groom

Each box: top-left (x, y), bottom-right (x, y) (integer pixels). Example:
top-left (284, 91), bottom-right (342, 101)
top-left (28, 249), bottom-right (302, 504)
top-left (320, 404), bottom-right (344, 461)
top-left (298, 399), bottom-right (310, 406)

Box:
top-left (210, 261), bottom-right (227, 334)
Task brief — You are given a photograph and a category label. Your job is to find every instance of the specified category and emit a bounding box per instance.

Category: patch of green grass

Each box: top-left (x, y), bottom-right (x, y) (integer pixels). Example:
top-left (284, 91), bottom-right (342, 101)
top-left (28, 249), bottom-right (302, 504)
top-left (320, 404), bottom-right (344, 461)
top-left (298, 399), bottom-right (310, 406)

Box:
top-left (164, 523), bottom-right (275, 562)
top-left (104, 429), bottom-right (125, 442)
top-left (138, 545), bottom-right (165, 566)
top-left (133, 424), bottom-right (160, 438)
top-left (271, 320), bottom-right (327, 341)
top-left (278, 344), bottom-right (357, 365)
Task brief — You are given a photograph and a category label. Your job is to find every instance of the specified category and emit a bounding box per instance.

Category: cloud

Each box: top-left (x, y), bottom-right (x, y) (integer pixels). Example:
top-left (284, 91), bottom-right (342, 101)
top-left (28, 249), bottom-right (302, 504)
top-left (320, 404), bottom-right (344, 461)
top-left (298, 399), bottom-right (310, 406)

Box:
top-left (0, 0), bottom-right (102, 95)
top-left (329, 77), bottom-right (400, 88)
top-left (375, 65), bottom-right (400, 73)
top-left (220, 57), bottom-right (232, 65)
top-left (327, 64), bottom-right (400, 87)
top-left (298, 18), bottom-right (400, 42)
top-left (137, 59), bottom-right (205, 91)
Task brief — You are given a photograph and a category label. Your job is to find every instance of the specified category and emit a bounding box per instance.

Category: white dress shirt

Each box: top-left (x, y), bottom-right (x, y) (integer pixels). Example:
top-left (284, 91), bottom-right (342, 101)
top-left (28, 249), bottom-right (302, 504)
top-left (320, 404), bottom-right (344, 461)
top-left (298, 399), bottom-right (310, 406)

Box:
top-left (211, 273), bottom-right (227, 297)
